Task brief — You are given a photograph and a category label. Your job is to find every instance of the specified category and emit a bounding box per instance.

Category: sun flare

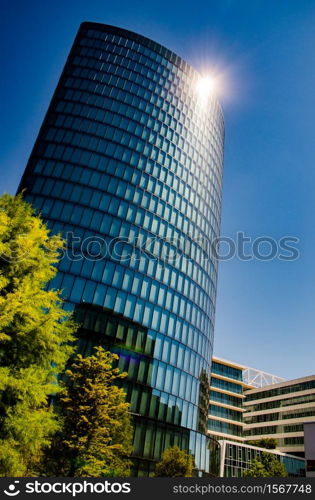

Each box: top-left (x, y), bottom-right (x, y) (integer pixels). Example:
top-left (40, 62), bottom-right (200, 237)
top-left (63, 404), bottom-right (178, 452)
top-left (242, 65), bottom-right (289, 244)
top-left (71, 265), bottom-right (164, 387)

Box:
top-left (195, 76), bottom-right (217, 101)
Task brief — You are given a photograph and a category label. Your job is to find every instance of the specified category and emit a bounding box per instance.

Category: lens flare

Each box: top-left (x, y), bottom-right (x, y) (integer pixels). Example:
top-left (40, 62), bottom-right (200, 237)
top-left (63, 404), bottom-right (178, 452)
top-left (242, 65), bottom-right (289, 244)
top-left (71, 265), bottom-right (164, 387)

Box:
top-left (195, 76), bottom-right (217, 102)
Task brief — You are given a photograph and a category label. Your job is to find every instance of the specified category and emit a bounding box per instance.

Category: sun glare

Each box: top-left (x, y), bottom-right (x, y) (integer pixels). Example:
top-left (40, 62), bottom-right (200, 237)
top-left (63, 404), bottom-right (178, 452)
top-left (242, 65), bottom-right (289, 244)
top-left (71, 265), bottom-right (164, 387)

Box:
top-left (195, 76), bottom-right (217, 102)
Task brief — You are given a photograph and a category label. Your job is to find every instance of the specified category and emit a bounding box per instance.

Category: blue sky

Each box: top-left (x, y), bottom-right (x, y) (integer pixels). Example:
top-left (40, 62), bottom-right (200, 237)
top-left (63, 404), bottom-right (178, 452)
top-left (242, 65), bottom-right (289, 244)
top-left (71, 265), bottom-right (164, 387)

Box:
top-left (1, 0), bottom-right (315, 379)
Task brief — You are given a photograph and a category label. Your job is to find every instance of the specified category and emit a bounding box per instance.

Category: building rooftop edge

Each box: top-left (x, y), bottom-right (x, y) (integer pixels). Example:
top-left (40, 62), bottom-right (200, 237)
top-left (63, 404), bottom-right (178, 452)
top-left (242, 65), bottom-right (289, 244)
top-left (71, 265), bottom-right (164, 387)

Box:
top-left (212, 356), bottom-right (248, 371)
top-left (79, 21), bottom-right (224, 120)
top-left (244, 373), bottom-right (315, 394)
top-left (212, 355), bottom-right (286, 382)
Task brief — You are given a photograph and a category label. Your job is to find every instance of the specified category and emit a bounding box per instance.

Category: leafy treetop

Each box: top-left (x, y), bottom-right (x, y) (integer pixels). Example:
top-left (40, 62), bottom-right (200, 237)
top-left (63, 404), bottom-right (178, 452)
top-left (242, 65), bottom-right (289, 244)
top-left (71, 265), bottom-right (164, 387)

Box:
top-left (0, 194), bottom-right (76, 476)
top-left (154, 446), bottom-right (194, 477)
top-left (243, 451), bottom-right (288, 477)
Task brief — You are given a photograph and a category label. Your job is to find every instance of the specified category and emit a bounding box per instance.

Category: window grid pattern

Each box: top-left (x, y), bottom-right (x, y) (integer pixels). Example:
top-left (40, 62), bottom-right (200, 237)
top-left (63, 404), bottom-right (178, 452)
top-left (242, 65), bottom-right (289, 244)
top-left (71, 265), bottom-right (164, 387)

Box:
top-left (209, 404), bottom-right (243, 422)
top-left (208, 420), bottom-right (243, 437)
top-left (244, 407), bottom-right (315, 425)
top-left (243, 378), bottom-right (315, 453)
top-left (211, 361), bottom-right (243, 382)
top-left (223, 443), bottom-right (305, 478)
top-left (245, 380), bottom-right (315, 402)
top-left (210, 390), bottom-right (243, 409)
top-left (244, 393), bottom-right (315, 412)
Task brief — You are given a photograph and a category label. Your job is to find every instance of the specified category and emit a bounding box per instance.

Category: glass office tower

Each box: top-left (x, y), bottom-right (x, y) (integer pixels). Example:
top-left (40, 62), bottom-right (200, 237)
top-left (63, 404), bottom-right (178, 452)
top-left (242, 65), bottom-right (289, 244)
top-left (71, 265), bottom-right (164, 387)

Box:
top-left (19, 22), bottom-right (224, 476)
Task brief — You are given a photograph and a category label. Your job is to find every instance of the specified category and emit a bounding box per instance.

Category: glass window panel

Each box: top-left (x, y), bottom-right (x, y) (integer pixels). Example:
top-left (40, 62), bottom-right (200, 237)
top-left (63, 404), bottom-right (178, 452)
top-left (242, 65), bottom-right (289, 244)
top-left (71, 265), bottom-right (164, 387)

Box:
top-left (149, 282), bottom-right (158, 303)
top-left (91, 260), bottom-right (105, 282)
top-left (114, 290), bottom-right (126, 314)
top-left (102, 261), bottom-right (115, 284)
top-left (112, 265), bottom-right (124, 288)
top-left (172, 368), bottom-right (180, 395)
top-left (124, 294), bottom-right (136, 318)
top-left (137, 358), bottom-right (147, 383)
top-left (133, 298), bottom-right (144, 323)
top-left (162, 337), bottom-right (171, 363)
top-left (153, 427), bottom-right (163, 459)
top-left (149, 390), bottom-right (160, 419)
top-left (140, 389), bottom-right (149, 415)
top-left (164, 365), bottom-right (173, 392)
top-left (159, 311), bottom-right (168, 334)
top-left (81, 259), bottom-right (94, 278)
top-left (70, 277), bottom-right (86, 302)
top-left (170, 342), bottom-right (178, 365)
top-left (179, 372), bottom-right (186, 398)
top-left (157, 285), bottom-right (166, 307)
top-left (121, 269), bottom-right (134, 291)
top-left (130, 385), bottom-right (140, 412)
top-left (158, 392), bottom-right (168, 420)
top-left (140, 277), bottom-right (150, 300)
top-left (152, 306), bottom-right (161, 330)
top-left (104, 286), bottom-right (117, 309)
top-left (82, 280), bottom-right (96, 303)
top-left (156, 362), bottom-right (166, 390)
top-left (142, 303), bottom-right (153, 327)
top-left (131, 274), bottom-right (142, 295)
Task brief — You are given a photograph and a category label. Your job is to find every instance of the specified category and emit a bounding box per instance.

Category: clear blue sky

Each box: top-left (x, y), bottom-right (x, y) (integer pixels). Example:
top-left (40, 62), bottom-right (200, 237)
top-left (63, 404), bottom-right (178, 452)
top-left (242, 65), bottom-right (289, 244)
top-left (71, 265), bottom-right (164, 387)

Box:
top-left (1, 0), bottom-right (315, 379)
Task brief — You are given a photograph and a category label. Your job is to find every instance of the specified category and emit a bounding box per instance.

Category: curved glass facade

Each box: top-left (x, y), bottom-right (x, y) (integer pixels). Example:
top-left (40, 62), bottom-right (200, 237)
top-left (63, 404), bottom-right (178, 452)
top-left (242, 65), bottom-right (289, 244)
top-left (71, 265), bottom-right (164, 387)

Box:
top-left (221, 441), bottom-right (305, 477)
top-left (19, 22), bottom-right (224, 476)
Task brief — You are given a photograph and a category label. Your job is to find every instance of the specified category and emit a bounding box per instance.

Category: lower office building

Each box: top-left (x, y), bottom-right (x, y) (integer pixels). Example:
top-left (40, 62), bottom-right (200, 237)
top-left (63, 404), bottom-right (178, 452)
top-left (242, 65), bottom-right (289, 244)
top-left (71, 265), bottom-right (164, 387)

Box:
top-left (208, 358), bottom-right (314, 476)
top-left (243, 375), bottom-right (315, 456)
top-left (208, 357), bottom-right (284, 443)
top-left (219, 440), bottom-right (305, 477)
top-left (208, 357), bottom-right (250, 442)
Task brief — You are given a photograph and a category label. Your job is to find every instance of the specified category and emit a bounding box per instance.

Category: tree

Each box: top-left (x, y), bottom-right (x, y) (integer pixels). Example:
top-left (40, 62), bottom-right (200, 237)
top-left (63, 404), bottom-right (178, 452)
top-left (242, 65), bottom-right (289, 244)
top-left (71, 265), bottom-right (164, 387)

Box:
top-left (243, 451), bottom-right (288, 477)
top-left (45, 347), bottom-right (133, 477)
top-left (154, 446), bottom-right (194, 477)
top-left (247, 438), bottom-right (278, 449)
top-left (0, 194), bottom-right (76, 476)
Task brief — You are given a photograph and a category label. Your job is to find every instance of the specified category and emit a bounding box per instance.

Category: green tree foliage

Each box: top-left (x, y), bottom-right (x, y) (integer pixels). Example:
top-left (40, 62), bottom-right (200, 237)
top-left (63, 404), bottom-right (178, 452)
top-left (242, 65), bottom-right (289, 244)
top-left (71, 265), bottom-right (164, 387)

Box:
top-left (243, 451), bottom-right (288, 477)
top-left (0, 194), bottom-right (75, 476)
top-left (247, 438), bottom-right (278, 449)
top-left (45, 347), bottom-right (133, 477)
top-left (154, 446), bottom-right (194, 477)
